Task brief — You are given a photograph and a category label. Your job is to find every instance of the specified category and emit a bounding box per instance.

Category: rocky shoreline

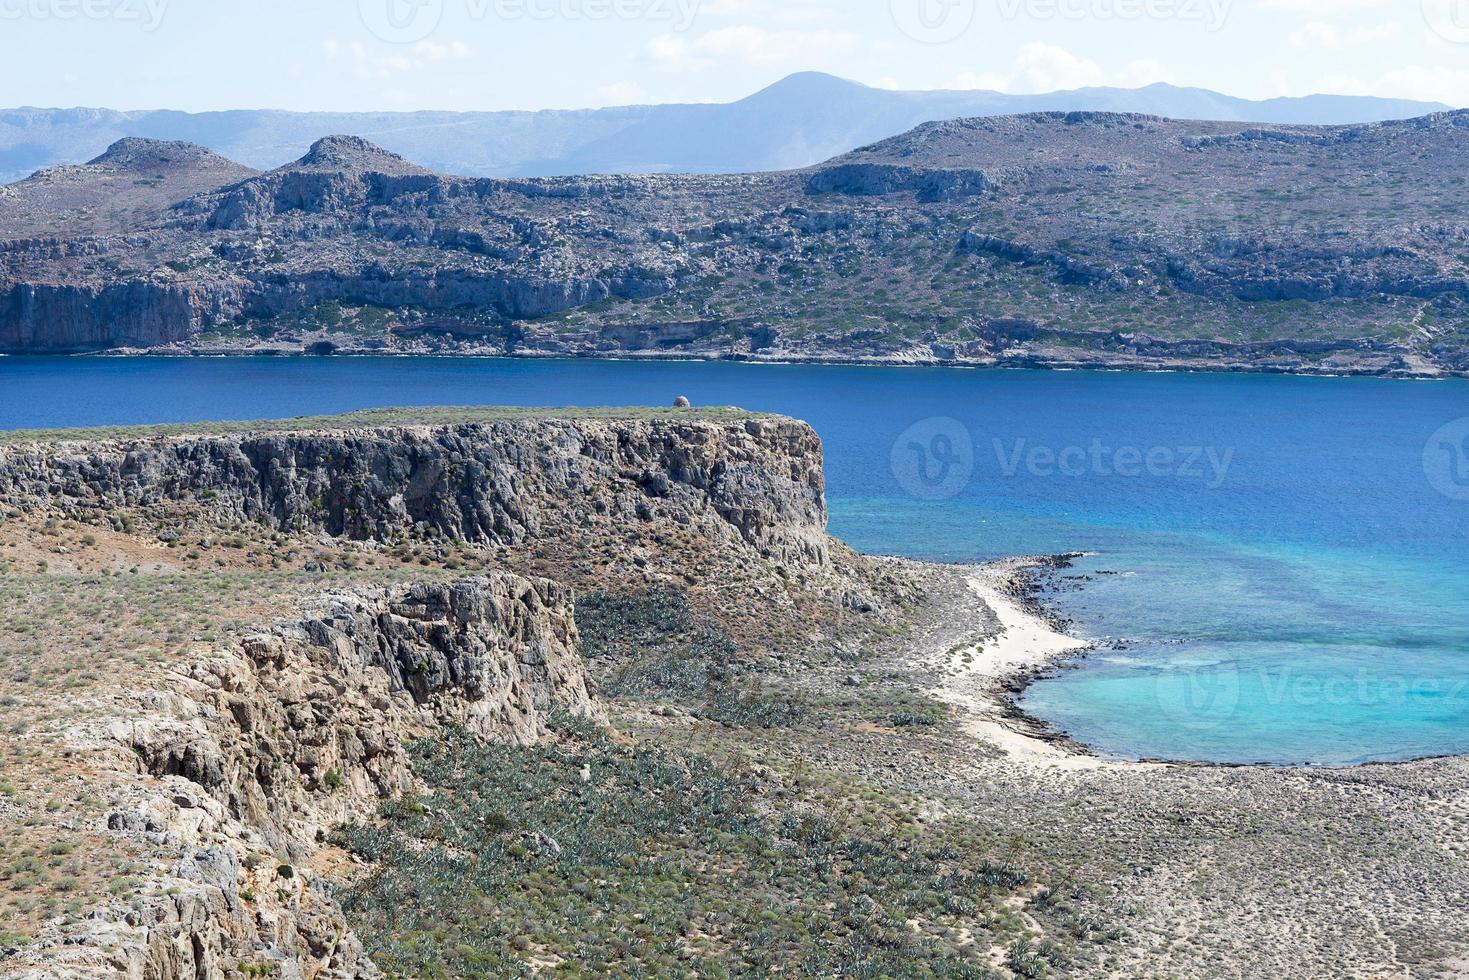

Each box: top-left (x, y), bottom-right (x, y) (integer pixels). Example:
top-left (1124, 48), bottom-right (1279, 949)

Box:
top-left (3, 411), bottom-right (1468, 977)
top-left (27, 342), bottom-right (1460, 383)
top-left (6, 114), bottom-right (1469, 375)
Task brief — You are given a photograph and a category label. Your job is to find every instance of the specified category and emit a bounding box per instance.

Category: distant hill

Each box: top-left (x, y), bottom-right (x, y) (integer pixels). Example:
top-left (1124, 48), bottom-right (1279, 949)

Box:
top-left (0, 72), bottom-right (1449, 184)
top-left (4, 110), bottom-right (1468, 376)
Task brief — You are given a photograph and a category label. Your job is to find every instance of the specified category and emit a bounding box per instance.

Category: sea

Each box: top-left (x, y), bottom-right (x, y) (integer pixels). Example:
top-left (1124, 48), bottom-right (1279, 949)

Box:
top-left (3, 354), bottom-right (1466, 766)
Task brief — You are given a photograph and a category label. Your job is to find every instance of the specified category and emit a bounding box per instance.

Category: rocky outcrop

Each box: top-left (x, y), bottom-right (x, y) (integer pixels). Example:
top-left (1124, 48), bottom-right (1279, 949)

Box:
top-left (11, 846), bottom-right (366, 980)
top-left (127, 575), bottom-right (594, 849)
top-left (88, 138), bottom-right (240, 172)
top-left (0, 415), bottom-right (830, 567)
top-left (232, 267), bottom-right (611, 322)
top-left (805, 163), bottom-right (994, 202)
top-left (959, 231), bottom-right (1121, 288)
top-left (8, 112), bottom-right (1465, 371)
top-left (0, 280), bottom-right (205, 351)
top-left (13, 574), bottom-right (597, 979)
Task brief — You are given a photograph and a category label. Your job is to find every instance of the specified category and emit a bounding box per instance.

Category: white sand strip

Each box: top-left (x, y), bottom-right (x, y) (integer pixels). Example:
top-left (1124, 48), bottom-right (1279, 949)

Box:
top-left (930, 560), bottom-right (1146, 771)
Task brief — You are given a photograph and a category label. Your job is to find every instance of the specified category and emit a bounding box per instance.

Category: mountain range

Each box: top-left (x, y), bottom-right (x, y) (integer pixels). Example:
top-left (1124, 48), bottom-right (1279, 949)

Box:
top-left (0, 72), bottom-right (1449, 184)
top-left (2, 106), bottom-right (1466, 375)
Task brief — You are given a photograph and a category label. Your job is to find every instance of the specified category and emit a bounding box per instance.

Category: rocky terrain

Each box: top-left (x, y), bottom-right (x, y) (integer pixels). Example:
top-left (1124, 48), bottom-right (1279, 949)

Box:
top-left (0, 408), bottom-right (900, 977)
top-left (0, 408), bottom-right (830, 568)
top-left (2, 110), bottom-right (1468, 375)
top-left (0, 408), bottom-right (1466, 978)
top-left (11, 574), bottom-right (595, 978)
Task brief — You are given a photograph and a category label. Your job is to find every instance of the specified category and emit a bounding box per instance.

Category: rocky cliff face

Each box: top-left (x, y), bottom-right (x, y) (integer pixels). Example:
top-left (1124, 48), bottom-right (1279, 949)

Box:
top-left (3, 115), bottom-right (1468, 374)
top-left (0, 415), bottom-right (829, 568)
top-left (126, 575), bottom-right (595, 845)
top-left (11, 574), bottom-right (594, 980)
top-left (0, 410), bottom-right (846, 978)
top-left (0, 280), bottom-right (206, 351)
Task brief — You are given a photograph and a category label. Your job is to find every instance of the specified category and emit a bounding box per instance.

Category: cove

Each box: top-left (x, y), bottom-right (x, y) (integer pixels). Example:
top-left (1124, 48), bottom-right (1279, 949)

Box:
top-left (2, 354), bottom-right (1466, 765)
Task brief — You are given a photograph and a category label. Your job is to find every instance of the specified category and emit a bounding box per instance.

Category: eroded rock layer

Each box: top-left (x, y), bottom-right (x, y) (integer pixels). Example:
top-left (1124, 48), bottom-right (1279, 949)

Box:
top-left (14, 574), bottom-right (595, 979)
top-left (1, 411), bottom-right (840, 979)
top-left (0, 415), bottom-right (829, 568)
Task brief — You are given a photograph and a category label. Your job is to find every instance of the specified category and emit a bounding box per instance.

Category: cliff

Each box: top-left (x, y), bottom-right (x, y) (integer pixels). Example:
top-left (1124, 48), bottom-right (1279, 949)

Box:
top-left (3, 113), bottom-right (1468, 375)
top-left (0, 409), bottom-right (850, 978)
top-left (11, 574), bottom-right (596, 979)
top-left (0, 411), bottom-right (829, 569)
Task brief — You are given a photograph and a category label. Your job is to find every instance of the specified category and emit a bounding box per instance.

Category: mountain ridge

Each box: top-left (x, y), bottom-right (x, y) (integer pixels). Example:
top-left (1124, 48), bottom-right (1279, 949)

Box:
top-left (0, 72), bottom-right (1449, 183)
top-left (2, 109), bottom-right (1466, 376)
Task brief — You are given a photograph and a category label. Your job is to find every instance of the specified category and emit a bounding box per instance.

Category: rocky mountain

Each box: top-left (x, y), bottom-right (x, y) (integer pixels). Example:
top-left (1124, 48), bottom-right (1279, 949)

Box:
top-left (0, 72), bottom-right (1448, 183)
top-left (0, 408), bottom-right (856, 977)
top-left (2, 110), bottom-right (1468, 375)
top-left (0, 137), bottom-right (256, 239)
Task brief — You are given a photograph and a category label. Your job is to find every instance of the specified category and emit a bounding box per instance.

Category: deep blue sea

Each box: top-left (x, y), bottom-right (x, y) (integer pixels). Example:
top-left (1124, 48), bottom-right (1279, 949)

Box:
top-left (3, 355), bottom-right (1467, 766)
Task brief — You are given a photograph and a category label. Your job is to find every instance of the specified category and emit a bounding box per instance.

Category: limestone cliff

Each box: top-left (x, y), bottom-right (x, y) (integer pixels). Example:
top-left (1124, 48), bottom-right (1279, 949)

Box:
top-left (0, 411), bottom-right (840, 979)
top-left (10, 574), bottom-right (596, 979)
top-left (4, 115), bottom-right (1469, 374)
top-left (0, 413), bottom-right (829, 568)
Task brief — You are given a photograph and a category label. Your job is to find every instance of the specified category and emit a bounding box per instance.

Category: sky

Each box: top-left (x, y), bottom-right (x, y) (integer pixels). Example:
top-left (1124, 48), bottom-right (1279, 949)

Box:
top-left (3, 0), bottom-right (1468, 112)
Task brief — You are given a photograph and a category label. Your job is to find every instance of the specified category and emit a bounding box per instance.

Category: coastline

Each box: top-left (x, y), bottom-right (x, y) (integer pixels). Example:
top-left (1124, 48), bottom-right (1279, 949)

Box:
top-left (918, 555), bottom-right (1144, 771)
top-left (949, 555), bottom-right (1469, 773)
top-left (4, 410), bottom-right (1468, 976)
top-left (892, 558), bottom-right (1469, 976)
top-left (30, 344), bottom-right (1462, 380)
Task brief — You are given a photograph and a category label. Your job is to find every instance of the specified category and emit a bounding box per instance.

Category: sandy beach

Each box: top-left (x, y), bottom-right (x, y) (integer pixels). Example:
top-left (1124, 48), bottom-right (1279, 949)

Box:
top-left (845, 557), bottom-right (1469, 976)
top-left (921, 557), bottom-right (1134, 770)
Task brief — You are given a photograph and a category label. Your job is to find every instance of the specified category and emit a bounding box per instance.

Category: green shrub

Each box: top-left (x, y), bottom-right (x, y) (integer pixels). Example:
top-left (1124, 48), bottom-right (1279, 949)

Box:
top-left (332, 727), bottom-right (1044, 977)
top-left (576, 589), bottom-right (804, 728)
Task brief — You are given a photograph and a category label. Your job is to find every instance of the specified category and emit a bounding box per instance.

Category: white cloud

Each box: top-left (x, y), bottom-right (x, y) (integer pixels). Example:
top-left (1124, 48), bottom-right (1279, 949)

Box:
top-left (950, 44), bottom-right (1175, 94)
top-left (1289, 21), bottom-right (1401, 48)
top-left (1011, 43), bottom-right (1107, 92)
top-left (646, 34), bottom-right (700, 72)
top-left (1313, 66), bottom-right (1469, 106)
top-left (322, 38), bottom-right (472, 79)
top-left (645, 26), bottom-right (859, 72)
top-left (940, 47), bottom-right (1180, 94)
top-left (594, 81), bottom-right (651, 105)
top-left (1116, 59), bottom-right (1179, 88)
top-left (413, 40), bottom-right (472, 61)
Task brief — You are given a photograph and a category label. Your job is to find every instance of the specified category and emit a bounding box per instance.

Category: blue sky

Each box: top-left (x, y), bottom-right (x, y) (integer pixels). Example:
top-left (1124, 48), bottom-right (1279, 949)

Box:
top-left (4, 0), bottom-right (1468, 111)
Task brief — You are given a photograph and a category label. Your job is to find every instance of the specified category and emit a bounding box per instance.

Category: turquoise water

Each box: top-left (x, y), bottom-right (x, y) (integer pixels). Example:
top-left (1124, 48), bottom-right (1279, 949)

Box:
top-left (2, 356), bottom-right (1467, 765)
